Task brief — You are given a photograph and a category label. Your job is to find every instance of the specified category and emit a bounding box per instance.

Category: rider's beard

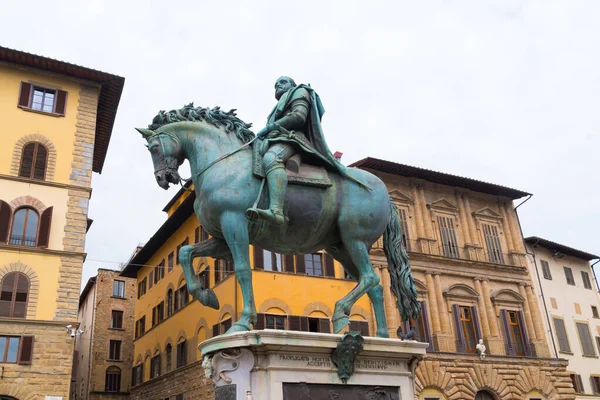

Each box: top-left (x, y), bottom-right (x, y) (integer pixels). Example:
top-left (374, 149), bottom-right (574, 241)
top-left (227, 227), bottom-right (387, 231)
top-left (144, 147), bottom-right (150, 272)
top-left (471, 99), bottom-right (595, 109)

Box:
top-left (275, 87), bottom-right (288, 100)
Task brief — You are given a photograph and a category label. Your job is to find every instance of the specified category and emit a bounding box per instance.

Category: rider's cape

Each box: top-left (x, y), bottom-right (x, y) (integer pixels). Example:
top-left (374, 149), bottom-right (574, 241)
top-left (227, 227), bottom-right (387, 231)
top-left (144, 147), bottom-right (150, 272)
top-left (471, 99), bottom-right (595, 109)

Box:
top-left (265, 84), bottom-right (370, 189)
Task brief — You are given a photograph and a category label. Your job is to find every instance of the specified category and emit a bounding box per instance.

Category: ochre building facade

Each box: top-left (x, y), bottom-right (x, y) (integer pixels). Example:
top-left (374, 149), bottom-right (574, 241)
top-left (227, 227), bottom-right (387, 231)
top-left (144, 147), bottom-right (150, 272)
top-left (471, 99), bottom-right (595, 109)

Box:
top-left (122, 156), bottom-right (575, 400)
top-left (0, 46), bottom-right (123, 399)
top-left (71, 269), bottom-right (136, 400)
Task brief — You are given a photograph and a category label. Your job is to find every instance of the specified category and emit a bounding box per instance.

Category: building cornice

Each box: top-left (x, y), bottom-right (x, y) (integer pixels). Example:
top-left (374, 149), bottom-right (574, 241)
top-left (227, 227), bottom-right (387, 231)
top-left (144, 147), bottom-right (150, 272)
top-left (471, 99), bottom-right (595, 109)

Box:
top-left (0, 243), bottom-right (86, 259)
top-left (0, 173), bottom-right (93, 194)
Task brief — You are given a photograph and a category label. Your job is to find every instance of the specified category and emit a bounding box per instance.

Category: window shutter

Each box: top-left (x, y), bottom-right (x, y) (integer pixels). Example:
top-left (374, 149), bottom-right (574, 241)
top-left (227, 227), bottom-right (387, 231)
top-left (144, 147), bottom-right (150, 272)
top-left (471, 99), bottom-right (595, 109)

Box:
top-left (295, 255), bottom-right (306, 274)
top-left (319, 318), bottom-right (331, 333)
top-left (553, 318), bottom-right (571, 352)
top-left (288, 316), bottom-right (302, 331)
top-left (12, 273), bottom-right (28, 318)
top-left (33, 145), bottom-right (47, 180)
top-left (149, 271), bottom-right (154, 289)
top-left (212, 324), bottom-right (219, 337)
top-left (324, 254), bottom-right (335, 277)
top-left (54, 90), bottom-right (67, 115)
top-left (500, 310), bottom-right (516, 356)
top-left (359, 321), bottom-right (369, 336)
top-left (254, 313), bottom-right (265, 330)
top-left (300, 316), bottom-right (309, 332)
top-left (0, 200), bottom-right (10, 243)
top-left (18, 336), bottom-right (34, 365)
top-left (470, 306), bottom-right (482, 342)
top-left (452, 304), bottom-right (466, 353)
top-left (37, 206), bottom-right (53, 248)
top-left (19, 143), bottom-right (35, 178)
top-left (420, 301), bottom-right (434, 352)
top-left (18, 82), bottom-right (32, 107)
top-left (253, 247), bottom-right (264, 270)
top-left (0, 274), bottom-right (15, 317)
top-left (284, 254), bottom-right (295, 273)
top-left (517, 311), bottom-right (532, 356)
top-left (576, 375), bottom-right (584, 393)
top-left (214, 261), bottom-right (221, 284)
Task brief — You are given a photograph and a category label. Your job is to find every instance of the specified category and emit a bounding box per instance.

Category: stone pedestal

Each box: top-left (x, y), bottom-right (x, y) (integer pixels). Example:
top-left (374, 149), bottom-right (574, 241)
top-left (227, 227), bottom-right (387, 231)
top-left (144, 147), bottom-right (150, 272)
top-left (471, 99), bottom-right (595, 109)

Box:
top-left (199, 330), bottom-right (428, 400)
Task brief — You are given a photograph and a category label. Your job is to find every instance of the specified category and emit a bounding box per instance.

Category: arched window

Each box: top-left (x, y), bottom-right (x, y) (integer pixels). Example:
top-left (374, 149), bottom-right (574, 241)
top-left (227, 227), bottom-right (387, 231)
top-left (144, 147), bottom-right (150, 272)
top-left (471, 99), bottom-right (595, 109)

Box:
top-left (475, 390), bottom-right (496, 400)
top-left (0, 272), bottom-right (29, 318)
top-left (165, 343), bottom-right (172, 373)
top-left (105, 366), bottom-right (121, 392)
top-left (167, 289), bottom-right (173, 317)
top-left (19, 142), bottom-right (48, 180)
top-left (10, 207), bottom-right (39, 247)
top-left (176, 337), bottom-right (187, 368)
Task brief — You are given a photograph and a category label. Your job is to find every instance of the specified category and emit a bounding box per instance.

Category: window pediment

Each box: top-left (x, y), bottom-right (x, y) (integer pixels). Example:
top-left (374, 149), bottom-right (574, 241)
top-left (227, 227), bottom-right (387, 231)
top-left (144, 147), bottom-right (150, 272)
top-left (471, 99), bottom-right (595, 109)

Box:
top-left (443, 283), bottom-right (479, 302)
top-left (429, 198), bottom-right (458, 213)
top-left (415, 278), bottom-right (427, 295)
top-left (389, 189), bottom-right (414, 205)
top-left (490, 289), bottom-right (525, 306)
top-left (473, 207), bottom-right (503, 221)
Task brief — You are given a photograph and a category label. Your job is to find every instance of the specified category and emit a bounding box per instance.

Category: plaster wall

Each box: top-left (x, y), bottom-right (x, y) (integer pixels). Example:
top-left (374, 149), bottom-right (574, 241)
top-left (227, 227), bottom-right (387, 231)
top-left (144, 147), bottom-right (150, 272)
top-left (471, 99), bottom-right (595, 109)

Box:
top-left (527, 244), bottom-right (600, 398)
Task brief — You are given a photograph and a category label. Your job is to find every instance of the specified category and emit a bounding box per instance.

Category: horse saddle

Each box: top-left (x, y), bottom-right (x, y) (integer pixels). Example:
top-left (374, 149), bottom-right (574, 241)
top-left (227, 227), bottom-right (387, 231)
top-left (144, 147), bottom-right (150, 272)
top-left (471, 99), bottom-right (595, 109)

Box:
top-left (252, 141), bottom-right (332, 188)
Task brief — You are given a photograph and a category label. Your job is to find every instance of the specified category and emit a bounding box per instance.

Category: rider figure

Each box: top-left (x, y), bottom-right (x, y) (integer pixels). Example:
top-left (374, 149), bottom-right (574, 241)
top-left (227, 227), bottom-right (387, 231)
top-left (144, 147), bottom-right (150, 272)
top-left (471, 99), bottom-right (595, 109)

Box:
top-left (247, 76), bottom-right (368, 225)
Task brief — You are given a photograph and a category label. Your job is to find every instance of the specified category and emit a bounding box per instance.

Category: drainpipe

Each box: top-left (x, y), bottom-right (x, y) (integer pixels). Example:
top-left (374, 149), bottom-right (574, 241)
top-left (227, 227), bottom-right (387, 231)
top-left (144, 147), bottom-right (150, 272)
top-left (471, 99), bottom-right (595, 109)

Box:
top-left (591, 259), bottom-right (600, 292)
top-left (513, 195), bottom-right (559, 358)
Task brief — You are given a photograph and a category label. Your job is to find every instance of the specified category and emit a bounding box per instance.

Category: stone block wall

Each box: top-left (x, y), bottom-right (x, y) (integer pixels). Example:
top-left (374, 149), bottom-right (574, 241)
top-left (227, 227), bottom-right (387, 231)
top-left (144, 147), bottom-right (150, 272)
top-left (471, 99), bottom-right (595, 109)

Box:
top-left (129, 360), bottom-right (214, 400)
top-left (0, 322), bottom-right (74, 400)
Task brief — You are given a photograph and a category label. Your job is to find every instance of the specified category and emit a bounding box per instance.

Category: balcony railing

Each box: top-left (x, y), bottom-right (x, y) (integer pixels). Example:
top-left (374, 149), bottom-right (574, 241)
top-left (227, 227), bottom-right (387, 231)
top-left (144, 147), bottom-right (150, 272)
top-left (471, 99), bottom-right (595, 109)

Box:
top-left (372, 238), bottom-right (524, 267)
top-left (9, 235), bottom-right (36, 247)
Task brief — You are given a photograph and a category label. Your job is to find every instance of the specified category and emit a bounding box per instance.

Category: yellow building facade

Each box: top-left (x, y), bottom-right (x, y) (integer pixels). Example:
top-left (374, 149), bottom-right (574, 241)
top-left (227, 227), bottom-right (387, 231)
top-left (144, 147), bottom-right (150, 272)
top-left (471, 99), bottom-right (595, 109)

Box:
top-left (0, 46), bottom-right (123, 399)
top-left (123, 157), bottom-right (576, 400)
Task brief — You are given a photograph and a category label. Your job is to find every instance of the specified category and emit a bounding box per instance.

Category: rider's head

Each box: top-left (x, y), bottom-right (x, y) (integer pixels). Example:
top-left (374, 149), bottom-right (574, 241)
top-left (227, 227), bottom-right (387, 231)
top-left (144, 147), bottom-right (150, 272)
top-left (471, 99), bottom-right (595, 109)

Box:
top-left (274, 76), bottom-right (296, 100)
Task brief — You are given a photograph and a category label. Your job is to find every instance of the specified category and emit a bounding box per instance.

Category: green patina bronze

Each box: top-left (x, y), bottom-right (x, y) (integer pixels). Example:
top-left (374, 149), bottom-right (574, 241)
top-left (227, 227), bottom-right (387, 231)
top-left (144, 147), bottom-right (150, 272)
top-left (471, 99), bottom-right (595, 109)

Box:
top-left (136, 77), bottom-right (420, 337)
top-left (331, 331), bottom-right (364, 383)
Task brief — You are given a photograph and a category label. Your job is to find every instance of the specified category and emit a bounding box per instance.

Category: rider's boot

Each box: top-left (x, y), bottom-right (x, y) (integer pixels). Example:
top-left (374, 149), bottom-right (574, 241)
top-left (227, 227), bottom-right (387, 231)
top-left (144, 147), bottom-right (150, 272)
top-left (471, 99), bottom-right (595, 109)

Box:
top-left (251, 166), bottom-right (287, 225)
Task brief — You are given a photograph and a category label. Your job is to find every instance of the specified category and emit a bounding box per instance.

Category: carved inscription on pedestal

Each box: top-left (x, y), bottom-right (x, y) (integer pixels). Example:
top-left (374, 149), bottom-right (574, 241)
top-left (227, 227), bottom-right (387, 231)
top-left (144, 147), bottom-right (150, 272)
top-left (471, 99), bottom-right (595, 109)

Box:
top-left (215, 384), bottom-right (236, 400)
top-left (283, 383), bottom-right (399, 400)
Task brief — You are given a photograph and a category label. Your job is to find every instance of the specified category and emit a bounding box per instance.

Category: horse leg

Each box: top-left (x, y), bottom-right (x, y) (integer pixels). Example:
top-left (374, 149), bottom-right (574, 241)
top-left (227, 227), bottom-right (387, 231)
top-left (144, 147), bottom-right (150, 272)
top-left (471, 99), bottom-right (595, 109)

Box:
top-left (179, 237), bottom-right (231, 310)
top-left (330, 240), bottom-right (380, 335)
top-left (326, 246), bottom-right (389, 338)
top-left (220, 211), bottom-right (256, 333)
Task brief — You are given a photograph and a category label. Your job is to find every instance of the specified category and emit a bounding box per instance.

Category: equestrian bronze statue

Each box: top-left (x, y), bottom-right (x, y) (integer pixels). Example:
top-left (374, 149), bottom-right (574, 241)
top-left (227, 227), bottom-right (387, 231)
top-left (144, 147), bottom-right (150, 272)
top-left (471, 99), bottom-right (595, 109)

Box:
top-left (136, 77), bottom-right (420, 337)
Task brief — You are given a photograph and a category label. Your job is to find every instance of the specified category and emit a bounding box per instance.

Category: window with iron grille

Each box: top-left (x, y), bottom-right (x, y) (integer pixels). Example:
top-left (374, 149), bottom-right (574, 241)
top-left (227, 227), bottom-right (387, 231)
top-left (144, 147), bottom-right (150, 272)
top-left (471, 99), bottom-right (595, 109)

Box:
top-left (437, 216), bottom-right (460, 258)
top-left (564, 267), bottom-right (575, 285)
top-left (482, 224), bottom-right (504, 264)
top-left (110, 311), bottom-right (123, 329)
top-left (109, 340), bottom-right (121, 360)
top-left (9, 208), bottom-right (39, 247)
top-left (540, 260), bottom-right (552, 280)
top-left (105, 366), bottom-right (121, 392)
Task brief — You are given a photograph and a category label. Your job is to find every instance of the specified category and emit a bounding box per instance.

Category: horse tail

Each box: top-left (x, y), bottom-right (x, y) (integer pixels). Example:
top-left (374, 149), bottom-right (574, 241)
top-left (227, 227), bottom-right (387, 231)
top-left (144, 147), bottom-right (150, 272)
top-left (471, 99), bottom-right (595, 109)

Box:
top-left (383, 196), bottom-right (421, 321)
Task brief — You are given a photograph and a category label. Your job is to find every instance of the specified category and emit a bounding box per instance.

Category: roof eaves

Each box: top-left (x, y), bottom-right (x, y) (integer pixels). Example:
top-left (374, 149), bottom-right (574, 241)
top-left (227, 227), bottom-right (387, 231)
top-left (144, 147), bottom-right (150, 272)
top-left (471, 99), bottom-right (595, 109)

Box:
top-left (524, 236), bottom-right (599, 261)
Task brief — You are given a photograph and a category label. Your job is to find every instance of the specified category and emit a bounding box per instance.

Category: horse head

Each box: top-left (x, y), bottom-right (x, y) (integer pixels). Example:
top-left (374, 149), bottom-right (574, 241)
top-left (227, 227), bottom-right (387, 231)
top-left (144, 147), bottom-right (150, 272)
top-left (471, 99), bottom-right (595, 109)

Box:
top-left (136, 127), bottom-right (184, 190)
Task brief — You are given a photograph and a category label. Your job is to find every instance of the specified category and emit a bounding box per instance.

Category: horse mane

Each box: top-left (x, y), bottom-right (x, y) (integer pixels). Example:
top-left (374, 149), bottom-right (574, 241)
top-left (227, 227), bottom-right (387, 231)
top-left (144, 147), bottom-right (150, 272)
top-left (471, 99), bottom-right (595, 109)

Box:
top-left (149, 103), bottom-right (255, 143)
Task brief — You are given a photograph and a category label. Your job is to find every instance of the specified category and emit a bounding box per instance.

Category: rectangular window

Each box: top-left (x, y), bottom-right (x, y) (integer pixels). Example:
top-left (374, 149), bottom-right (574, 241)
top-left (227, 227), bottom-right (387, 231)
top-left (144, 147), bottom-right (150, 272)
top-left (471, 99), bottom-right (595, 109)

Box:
top-left (581, 271), bottom-right (592, 289)
top-left (220, 318), bottom-right (232, 334)
top-left (564, 267), bottom-right (575, 285)
top-left (149, 271), bottom-right (154, 289)
top-left (265, 314), bottom-right (286, 330)
top-left (198, 269), bottom-right (209, 289)
top-left (155, 261), bottom-right (165, 283)
top-left (452, 304), bottom-right (481, 353)
top-left (150, 355), bottom-right (161, 378)
top-left (109, 340), bottom-right (121, 360)
top-left (502, 310), bottom-right (529, 356)
top-left (305, 254), bottom-right (323, 276)
top-left (263, 250), bottom-right (283, 272)
top-left (398, 208), bottom-right (411, 251)
top-left (596, 336), bottom-right (600, 354)
top-left (482, 223), bottom-right (504, 264)
top-left (18, 82), bottom-right (67, 116)
top-left (592, 376), bottom-right (600, 395)
top-left (571, 374), bottom-right (584, 394)
top-left (459, 306), bottom-right (478, 352)
top-left (0, 336), bottom-right (20, 363)
top-left (592, 306), bottom-right (599, 319)
top-left (32, 87), bottom-right (56, 112)
top-left (137, 278), bottom-right (147, 299)
top-left (111, 311), bottom-right (123, 329)
top-left (576, 322), bottom-right (596, 356)
top-left (540, 260), bottom-right (552, 280)
top-left (113, 280), bottom-right (125, 298)
top-left (137, 316), bottom-right (146, 337)
top-left (168, 252), bottom-right (174, 272)
top-left (349, 320), bottom-right (370, 336)
top-left (553, 318), bottom-right (571, 353)
top-left (437, 216), bottom-right (460, 258)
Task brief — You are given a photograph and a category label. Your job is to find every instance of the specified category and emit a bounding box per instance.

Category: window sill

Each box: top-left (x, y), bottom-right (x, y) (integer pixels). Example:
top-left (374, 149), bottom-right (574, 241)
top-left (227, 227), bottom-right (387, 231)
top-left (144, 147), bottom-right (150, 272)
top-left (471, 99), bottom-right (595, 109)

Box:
top-left (558, 351), bottom-right (574, 355)
top-left (107, 359), bottom-right (124, 363)
top-left (111, 296), bottom-right (127, 300)
top-left (18, 105), bottom-right (64, 118)
top-left (582, 354), bottom-right (599, 358)
top-left (109, 328), bottom-right (125, 331)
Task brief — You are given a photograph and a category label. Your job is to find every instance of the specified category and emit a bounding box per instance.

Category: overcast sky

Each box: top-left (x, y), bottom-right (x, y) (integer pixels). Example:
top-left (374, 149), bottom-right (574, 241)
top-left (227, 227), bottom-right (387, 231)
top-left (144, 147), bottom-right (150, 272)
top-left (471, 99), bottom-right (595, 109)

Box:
top-left (2, 0), bottom-right (599, 288)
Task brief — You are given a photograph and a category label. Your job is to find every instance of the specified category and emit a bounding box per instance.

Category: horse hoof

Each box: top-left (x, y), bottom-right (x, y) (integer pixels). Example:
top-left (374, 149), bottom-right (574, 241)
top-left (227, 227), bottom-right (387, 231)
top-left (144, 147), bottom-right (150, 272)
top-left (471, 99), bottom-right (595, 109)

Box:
top-left (332, 316), bottom-right (350, 334)
top-left (199, 289), bottom-right (220, 309)
top-left (226, 321), bottom-right (251, 334)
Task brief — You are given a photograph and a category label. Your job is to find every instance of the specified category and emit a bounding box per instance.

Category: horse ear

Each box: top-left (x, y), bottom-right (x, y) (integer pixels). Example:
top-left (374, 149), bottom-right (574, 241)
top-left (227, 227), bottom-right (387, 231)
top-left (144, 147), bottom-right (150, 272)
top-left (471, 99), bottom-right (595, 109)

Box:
top-left (136, 127), bottom-right (155, 138)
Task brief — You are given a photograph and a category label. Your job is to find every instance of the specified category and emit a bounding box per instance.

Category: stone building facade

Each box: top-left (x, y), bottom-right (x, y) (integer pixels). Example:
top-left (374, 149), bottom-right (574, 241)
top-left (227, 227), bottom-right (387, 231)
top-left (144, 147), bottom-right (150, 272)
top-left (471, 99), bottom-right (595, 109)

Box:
top-left (0, 46), bottom-right (123, 399)
top-left (122, 155), bottom-right (576, 400)
top-left (71, 269), bottom-right (136, 400)
top-left (524, 237), bottom-right (600, 398)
